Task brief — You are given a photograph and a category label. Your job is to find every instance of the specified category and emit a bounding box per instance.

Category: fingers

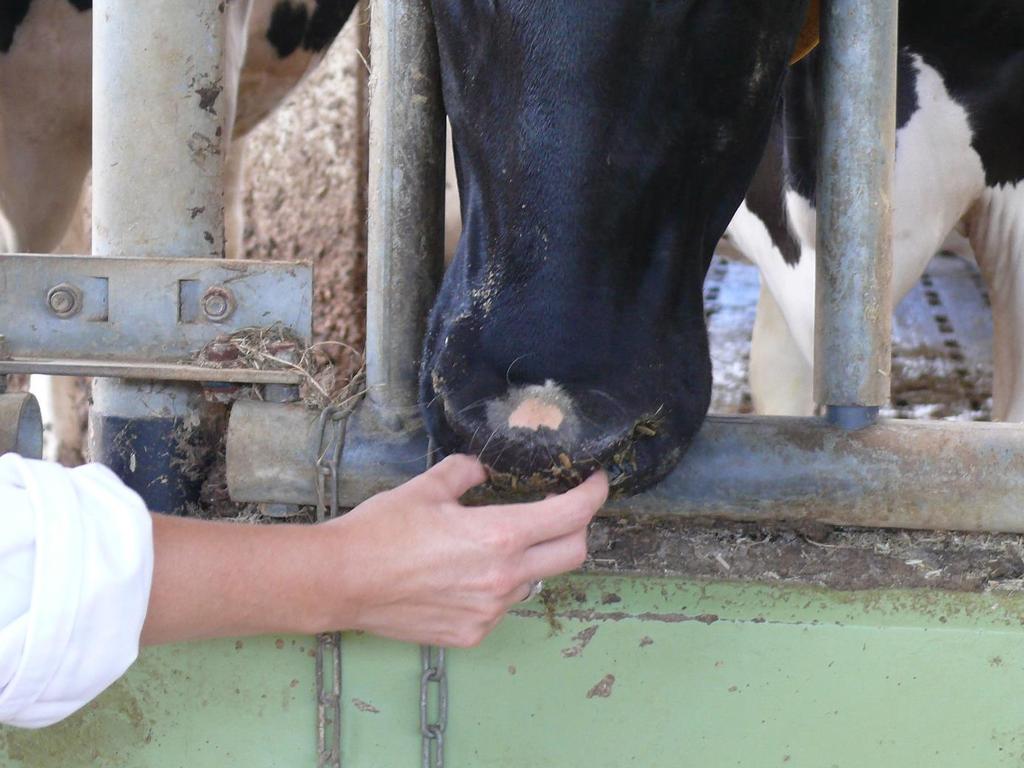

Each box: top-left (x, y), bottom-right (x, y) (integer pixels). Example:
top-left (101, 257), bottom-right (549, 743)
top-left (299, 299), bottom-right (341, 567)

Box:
top-left (408, 454), bottom-right (488, 502)
top-left (518, 527), bottom-right (590, 581)
top-left (490, 470), bottom-right (609, 546)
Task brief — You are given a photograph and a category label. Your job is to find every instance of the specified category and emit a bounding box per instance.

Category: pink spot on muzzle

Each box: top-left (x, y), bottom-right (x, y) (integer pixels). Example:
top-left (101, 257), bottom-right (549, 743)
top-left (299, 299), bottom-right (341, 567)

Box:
top-left (506, 398), bottom-right (565, 431)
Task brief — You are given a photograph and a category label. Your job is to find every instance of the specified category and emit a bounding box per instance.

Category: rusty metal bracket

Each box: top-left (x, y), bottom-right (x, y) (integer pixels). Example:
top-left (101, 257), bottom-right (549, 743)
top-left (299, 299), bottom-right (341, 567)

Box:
top-left (0, 254), bottom-right (312, 382)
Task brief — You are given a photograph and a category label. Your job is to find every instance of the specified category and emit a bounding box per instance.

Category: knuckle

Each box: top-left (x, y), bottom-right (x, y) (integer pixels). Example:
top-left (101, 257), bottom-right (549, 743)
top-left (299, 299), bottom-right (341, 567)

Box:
top-left (574, 495), bottom-right (597, 519)
top-left (481, 566), bottom-right (515, 596)
top-left (454, 625), bottom-right (488, 649)
top-left (570, 538), bottom-right (589, 568)
top-left (565, 536), bottom-right (589, 569)
top-left (415, 473), bottom-right (446, 499)
top-left (483, 522), bottom-right (518, 555)
top-left (486, 598), bottom-right (509, 623)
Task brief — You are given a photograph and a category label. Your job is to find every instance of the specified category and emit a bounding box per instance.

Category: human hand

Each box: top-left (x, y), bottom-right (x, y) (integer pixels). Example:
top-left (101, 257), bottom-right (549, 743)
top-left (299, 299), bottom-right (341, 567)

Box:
top-left (316, 455), bottom-right (608, 647)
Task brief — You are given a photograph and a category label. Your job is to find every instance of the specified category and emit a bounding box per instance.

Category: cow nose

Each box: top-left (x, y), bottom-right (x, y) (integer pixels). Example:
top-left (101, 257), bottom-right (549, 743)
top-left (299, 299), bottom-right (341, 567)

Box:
top-left (507, 397), bottom-right (563, 430)
top-left (485, 380), bottom-right (579, 442)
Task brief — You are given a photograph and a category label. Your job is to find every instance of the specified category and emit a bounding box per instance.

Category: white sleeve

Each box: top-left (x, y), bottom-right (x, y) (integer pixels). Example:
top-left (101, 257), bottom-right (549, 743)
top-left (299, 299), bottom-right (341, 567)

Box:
top-left (0, 454), bottom-right (153, 729)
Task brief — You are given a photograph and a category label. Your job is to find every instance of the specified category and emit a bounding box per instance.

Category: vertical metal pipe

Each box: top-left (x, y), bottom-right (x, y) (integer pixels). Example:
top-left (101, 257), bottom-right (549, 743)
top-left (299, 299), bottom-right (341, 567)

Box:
top-left (813, 0), bottom-right (898, 428)
top-left (0, 393), bottom-right (43, 459)
top-left (90, 0), bottom-right (226, 512)
top-left (366, 0), bottom-right (446, 427)
top-left (92, 1), bottom-right (226, 257)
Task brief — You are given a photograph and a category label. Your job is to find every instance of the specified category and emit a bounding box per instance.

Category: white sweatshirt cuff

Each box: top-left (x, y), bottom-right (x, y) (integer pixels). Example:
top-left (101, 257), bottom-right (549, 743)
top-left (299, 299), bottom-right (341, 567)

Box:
top-left (0, 455), bottom-right (153, 729)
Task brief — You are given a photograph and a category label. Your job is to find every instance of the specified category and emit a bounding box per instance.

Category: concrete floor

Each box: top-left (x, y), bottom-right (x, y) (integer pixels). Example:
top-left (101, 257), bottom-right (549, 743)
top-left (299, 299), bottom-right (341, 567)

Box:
top-left (704, 251), bottom-right (993, 421)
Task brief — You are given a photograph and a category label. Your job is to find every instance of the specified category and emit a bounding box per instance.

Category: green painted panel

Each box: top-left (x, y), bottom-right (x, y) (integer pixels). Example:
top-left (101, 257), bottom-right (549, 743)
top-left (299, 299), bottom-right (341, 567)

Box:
top-left (5, 577), bottom-right (1024, 767)
top-left (344, 577), bottom-right (1024, 767)
top-left (0, 636), bottom-right (316, 768)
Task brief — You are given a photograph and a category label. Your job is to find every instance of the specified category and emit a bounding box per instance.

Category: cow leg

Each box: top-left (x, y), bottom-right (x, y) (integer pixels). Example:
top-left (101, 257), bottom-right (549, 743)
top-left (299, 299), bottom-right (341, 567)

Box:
top-left (0, 128), bottom-right (90, 253)
top-left (27, 373), bottom-right (87, 466)
top-left (225, 136), bottom-right (247, 259)
top-left (968, 184), bottom-right (1024, 421)
top-left (749, 283), bottom-right (815, 416)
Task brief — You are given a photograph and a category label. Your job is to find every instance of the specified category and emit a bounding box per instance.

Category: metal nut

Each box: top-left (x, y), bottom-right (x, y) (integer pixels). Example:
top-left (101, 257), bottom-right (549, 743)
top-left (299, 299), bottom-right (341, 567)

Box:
top-left (201, 285), bottom-right (236, 323)
top-left (46, 283), bottom-right (83, 319)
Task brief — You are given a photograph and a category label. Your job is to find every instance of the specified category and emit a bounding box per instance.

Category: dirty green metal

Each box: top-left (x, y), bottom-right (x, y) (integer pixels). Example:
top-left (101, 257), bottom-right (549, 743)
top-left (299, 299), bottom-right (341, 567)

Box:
top-left (6, 576), bottom-right (1024, 767)
top-left (0, 636), bottom-right (316, 768)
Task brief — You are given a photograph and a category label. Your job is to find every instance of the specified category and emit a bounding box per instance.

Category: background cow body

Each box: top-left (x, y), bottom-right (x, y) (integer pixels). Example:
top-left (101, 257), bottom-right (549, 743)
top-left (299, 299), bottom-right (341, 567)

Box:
top-left (726, 0), bottom-right (1023, 419)
top-left (2, 0), bottom-right (359, 464)
top-left (423, 0), bottom-right (812, 495)
top-left (0, 0), bottom-right (357, 257)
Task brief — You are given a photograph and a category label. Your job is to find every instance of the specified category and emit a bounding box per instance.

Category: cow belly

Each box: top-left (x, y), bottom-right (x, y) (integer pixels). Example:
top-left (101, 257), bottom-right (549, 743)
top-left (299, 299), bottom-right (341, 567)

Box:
top-left (734, 55), bottom-right (990, 417)
top-left (0, 0), bottom-right (91, 253)
top-left (0, 0), bottom-right (345, 254)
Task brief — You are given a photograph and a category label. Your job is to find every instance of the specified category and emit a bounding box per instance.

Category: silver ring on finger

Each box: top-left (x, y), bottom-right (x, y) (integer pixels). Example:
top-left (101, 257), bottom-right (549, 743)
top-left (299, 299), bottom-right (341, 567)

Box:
top-left (520, 580), bottom-right (544, 603)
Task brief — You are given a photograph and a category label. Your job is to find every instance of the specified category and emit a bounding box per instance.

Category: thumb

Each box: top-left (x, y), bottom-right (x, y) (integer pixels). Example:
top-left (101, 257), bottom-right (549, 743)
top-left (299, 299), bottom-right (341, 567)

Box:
top-left (411, 454), bottom-right (488, 502)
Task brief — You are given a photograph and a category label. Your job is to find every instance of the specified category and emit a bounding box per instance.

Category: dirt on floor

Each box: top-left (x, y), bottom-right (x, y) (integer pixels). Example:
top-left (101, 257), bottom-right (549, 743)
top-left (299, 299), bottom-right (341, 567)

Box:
top-left (586, 516), bottom-right (1024, 593)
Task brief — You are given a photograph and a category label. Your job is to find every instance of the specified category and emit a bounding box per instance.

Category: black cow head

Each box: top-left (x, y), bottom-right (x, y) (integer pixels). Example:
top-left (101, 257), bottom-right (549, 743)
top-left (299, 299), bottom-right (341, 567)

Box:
top-left (421, 0), bottom-right (811, 496)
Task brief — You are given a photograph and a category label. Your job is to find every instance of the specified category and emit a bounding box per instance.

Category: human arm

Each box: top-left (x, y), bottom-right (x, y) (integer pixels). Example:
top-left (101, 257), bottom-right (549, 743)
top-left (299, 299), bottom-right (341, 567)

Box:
top-left (1, 452), bottom-right (606, 729)
top-left (143, 455), bottom-right (608, 648)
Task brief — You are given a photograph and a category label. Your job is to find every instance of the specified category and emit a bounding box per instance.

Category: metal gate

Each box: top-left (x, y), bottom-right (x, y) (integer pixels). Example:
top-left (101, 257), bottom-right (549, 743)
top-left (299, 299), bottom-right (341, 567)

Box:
top-left (3, 0), bottom-right (1023, 766)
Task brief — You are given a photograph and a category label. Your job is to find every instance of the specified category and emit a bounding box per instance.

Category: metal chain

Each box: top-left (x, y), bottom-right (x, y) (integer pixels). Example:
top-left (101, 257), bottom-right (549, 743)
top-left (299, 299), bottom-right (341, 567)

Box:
top-left (316, 631), bottom-right (342, 768)
top-left (315, 404), bottom-right (349, 524)
top-left (315, 403), bottom-right (353, 768)
top-left (419, 440), bottom-right (448, 768)
top-left (420, 645), bottom-right (448, 768)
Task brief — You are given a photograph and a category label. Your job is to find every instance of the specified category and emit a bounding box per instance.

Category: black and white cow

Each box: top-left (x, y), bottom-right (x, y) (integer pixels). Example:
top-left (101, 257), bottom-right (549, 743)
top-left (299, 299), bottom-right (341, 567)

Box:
top-left (422, 0), bottom-right (817, 495)
top-left (1, 0), bottom-right (358, 461)
top-left (725, 1), bottom-right (1023, 419)
top-left (0, 0), bottom-right (357, 257)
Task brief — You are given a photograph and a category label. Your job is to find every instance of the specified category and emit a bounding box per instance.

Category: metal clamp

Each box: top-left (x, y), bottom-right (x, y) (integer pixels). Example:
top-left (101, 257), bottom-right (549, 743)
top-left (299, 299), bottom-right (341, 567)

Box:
top-left (420, 645), bottom-right (448, 768)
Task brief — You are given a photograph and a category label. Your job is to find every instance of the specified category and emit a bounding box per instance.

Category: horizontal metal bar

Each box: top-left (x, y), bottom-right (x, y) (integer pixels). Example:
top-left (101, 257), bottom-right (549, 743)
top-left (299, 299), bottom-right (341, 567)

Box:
top-left (0, 358), bottom-right (302, 384)
top-left (0, 254), bottom-right (312, 362)
top-left (0, 393), bottom-right (43, 459)
top-left (227, 404), bottom-right (1024, 533)
top-left (227, 400), bottom-right (428, 506)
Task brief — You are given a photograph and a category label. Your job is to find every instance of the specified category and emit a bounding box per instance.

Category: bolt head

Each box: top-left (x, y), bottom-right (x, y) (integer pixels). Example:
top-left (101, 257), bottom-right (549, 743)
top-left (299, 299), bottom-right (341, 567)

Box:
top-left (201, 285), bottom-right (236, 323)
top-left (46, 283), bottom-right (83, 319)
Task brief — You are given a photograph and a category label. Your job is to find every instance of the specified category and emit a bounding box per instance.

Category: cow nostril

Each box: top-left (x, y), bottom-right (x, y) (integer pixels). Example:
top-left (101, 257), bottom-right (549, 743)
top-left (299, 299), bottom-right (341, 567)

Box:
top-left (507, 398), bottom-right (565, 431)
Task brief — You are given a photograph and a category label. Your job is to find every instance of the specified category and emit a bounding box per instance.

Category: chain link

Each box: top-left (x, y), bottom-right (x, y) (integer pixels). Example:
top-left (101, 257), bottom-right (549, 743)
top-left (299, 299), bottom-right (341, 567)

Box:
top-left (314, 403), bottom-right (354, 768)
top-left (315, 405), bottom-right (349, 523)
top-left (419, 439), bottom-right (448, 768)
top-left (316, 631), bottom-right (342, 768)
top-left (420, 645), bottom-right (448, 768)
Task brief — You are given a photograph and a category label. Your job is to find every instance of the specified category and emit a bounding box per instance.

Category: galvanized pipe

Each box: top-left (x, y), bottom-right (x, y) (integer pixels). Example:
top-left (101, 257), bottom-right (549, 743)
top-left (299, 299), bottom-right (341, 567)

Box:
top-left (91, 0), bottom-right (226, 512)
top-left (813, 0), bottom-right (898, 422)
top-left (365, 0), bottom-right (447, 426)
top-left (0, 393), bottom-right (43, 459)
top-left (227, 406), bottom-right (1024, 534)
top-left (92, 0), bottom-right (226, 257)
top-left (227, 400), bottom-right (429, 507)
